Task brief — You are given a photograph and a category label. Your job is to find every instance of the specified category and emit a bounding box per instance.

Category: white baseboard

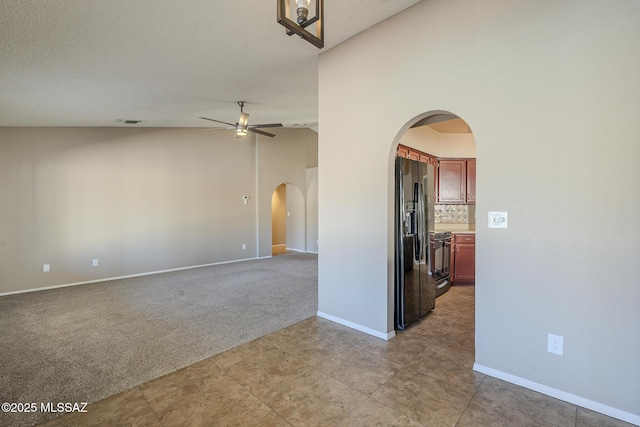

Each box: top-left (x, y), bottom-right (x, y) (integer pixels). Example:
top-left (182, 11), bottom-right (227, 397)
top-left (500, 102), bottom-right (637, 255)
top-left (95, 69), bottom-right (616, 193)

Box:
top-left (317, 311), bottom-right (395, 341)
top-left (473, 364), bottom-right (640, 426)
top-left (289, 249), bottom-right (319, 254)
top-left (0, 257), bottom-right (259, 297)
top-left (280, 248), bottom-right (318, 254)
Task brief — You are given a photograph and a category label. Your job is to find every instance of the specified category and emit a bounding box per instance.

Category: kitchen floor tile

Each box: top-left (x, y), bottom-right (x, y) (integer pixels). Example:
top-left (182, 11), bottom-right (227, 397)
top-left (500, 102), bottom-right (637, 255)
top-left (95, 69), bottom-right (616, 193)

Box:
top-left (576, 407), bottom-right (637, 427)
top-left (261, 369), bottom-right (368, 426)
top-left (314, 347), bottom-right (398, 395)
top-left (339, 397), bottom-right (426, 426)
top-left (223, 346), bottom-right (313, 399)
top-left (371, 367), bottom-right (480, 426)
top-left (142, 366), bottom-right (287, 426)
top-left (210, 336), bottom-right (277, 369)
top-left (36, 388), bottom-right (155, 427)
top-left (457, 376), bottom-right (577, 427)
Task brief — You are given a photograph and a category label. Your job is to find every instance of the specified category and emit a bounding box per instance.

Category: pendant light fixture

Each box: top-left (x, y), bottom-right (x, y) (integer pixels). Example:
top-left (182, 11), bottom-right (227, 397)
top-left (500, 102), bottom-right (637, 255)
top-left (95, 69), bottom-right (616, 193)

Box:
top-left (277, 0), bottom-right (324, 49)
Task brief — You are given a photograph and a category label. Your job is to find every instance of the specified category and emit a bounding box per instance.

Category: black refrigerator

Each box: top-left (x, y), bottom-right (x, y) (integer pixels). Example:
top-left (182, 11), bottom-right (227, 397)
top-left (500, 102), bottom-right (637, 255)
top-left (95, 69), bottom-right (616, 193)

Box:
top-left (394, 156), bottom-right (436, 330)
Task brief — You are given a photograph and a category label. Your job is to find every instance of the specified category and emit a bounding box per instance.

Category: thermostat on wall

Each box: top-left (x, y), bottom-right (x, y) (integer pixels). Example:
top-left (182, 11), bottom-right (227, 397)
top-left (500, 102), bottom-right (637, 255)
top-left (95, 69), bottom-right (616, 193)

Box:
top-left (488, 211), bottom-right (508, 228)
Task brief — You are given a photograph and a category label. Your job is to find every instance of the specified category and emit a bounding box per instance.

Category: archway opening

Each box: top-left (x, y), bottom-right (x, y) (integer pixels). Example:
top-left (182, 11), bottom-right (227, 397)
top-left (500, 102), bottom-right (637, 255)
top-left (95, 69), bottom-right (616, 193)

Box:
top-left (391, 111), bottom-right (476, 331)
top-left (271, 183), bottom-right (287, 255)
top-left (271, 182), bottom-right (306, 256)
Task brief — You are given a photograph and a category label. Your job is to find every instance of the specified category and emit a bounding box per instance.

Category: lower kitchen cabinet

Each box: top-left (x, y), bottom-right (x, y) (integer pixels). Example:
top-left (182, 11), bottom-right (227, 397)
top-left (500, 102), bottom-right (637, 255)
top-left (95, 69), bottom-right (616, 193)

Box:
top-left (451, 233), bottom-right (475, 283)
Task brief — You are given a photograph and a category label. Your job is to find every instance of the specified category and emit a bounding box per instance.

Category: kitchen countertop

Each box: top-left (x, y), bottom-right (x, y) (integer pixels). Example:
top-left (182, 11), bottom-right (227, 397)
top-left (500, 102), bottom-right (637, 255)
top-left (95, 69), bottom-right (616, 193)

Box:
top-left (432, 224), bottom-right (476, 234)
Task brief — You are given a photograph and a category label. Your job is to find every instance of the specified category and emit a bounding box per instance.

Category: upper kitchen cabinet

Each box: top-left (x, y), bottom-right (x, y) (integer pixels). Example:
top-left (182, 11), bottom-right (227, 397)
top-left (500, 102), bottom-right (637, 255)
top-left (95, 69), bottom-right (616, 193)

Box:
top-left (466, 159), bottom-right (476, 203)
top-left (397, 145), bottom-right (419, 161)
top-left (437, 159), bottom-right (476, 204)
top-left (396, 145), bottom-right (437, 166)
top-left (438, 160), bottom-right (466, 203)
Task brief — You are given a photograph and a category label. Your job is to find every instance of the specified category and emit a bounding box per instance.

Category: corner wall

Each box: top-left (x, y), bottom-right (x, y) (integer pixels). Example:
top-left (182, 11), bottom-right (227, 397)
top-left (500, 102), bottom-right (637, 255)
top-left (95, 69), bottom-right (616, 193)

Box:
top-left (318, 0), bottom-right (639, 422)
top-left (306, 167), bottom-right (318, 253)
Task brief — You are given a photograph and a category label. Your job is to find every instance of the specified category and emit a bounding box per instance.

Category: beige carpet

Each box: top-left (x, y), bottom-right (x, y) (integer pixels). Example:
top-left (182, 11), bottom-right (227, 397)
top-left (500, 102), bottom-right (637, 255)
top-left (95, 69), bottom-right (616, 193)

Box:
top-left (0, 253), bottom-right (317, 427)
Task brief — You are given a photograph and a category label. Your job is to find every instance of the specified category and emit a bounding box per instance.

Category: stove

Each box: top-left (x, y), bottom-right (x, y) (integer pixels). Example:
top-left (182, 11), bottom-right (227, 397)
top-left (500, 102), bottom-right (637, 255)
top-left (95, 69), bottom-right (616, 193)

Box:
top-left (430, 231), bottom-right (451, 296)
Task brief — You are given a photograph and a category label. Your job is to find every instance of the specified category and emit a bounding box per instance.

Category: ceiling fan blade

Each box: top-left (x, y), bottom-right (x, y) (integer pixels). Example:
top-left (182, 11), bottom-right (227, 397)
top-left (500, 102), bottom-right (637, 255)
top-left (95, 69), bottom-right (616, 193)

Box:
top-left (199, 117), bottom-right (236, 127)
top-left (250, 123), bottom-right (283, 129)
top-left (248, 128), bottom-right (276, 138)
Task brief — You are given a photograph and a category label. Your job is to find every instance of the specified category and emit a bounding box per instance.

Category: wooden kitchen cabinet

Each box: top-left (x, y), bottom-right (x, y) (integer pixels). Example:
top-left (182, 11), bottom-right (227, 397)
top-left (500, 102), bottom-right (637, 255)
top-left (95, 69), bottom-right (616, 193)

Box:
top-left (437, 159), bottom-right (475, 204)
top-left (397, 145), bottom-right (419, 160)
top-left (466, 159), bottom-right (476, 203)
top-left (397, 145), bottom-right (437, 166)
top-left (397, 145), bottom-right (410, 158)
top-left (437, 160), bottom-right (466, 203)
top-left (450, 233), bottom-right (475, 283)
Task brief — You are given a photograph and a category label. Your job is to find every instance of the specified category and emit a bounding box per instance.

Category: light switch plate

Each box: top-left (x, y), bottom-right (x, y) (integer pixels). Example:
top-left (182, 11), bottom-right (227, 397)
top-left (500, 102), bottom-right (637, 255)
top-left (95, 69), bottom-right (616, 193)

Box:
top-left (488, 211), bottom-right (508, 228)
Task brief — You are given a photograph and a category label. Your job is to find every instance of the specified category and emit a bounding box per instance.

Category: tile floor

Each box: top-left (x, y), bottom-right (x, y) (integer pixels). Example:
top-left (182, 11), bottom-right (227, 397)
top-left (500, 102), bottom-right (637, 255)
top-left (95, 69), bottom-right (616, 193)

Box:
top-left (39, 285), bottom-right (633, 427)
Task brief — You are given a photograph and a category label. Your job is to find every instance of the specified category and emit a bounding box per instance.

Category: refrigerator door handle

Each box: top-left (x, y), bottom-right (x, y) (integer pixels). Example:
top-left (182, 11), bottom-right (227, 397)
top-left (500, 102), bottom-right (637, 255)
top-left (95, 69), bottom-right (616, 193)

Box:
top-left (417, 182), bottom-right (425, 260)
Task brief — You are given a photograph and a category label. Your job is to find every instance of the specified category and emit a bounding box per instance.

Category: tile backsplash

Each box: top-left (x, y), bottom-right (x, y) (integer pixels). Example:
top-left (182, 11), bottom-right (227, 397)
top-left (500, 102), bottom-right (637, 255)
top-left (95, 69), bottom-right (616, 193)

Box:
top-left (434, 204), bottom-right (476, 224)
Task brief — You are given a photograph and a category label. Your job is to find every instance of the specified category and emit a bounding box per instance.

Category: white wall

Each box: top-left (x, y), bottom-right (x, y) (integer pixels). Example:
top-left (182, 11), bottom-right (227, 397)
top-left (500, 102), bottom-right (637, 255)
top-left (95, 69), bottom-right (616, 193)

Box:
top-left (318, 0), bottom-right (639, 422)
top-left (0, 126), bottom-right (317, 293)
top-left (306, 167), bottom-right (319, 253)
top-left (285, 183), bottom-right (305, 251)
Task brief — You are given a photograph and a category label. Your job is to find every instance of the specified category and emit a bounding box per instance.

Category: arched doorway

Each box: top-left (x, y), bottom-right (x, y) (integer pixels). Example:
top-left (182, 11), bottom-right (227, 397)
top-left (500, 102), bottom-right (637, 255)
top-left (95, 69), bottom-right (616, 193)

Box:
top-left (392, 111), bottom-right (476, 330)
top-left (272, 183), bottom-right (287, 255)
top-left (271, 183), bottom-right (306, 256)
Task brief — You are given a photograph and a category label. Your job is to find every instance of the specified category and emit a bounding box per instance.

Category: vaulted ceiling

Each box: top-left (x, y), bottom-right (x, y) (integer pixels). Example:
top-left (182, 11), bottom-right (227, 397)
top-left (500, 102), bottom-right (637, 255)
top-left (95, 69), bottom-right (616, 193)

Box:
top-left (0, 0), bottom-right (422, 129)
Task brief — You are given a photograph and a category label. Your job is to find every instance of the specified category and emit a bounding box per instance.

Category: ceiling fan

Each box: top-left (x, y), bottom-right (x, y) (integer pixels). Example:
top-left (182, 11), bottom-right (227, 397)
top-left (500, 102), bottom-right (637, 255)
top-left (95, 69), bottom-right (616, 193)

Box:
top-left (199, 101), bottom-right (283, 138)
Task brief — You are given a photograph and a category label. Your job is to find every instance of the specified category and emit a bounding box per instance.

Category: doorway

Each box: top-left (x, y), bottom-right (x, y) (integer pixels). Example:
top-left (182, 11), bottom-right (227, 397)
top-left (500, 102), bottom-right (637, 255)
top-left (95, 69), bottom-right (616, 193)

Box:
top-left (392, 111), bottom-right (476, 328)
top-left (272, 183), bottom-right (287, 255)
top-left (271, 183), bottom-right (306, 256)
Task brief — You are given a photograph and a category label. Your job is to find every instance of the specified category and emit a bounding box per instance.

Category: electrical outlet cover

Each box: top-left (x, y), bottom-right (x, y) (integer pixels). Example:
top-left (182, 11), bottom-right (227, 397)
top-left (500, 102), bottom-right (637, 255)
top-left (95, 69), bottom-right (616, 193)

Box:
top-left (548, 333), bottom-right (564, 356)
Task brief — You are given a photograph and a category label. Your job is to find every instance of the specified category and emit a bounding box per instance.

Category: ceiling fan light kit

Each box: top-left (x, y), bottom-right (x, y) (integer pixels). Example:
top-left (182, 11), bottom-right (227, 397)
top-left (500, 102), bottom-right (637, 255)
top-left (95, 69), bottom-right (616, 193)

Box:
top-left (236, 102), bottom-right (249, 137)
top-left (199, 101), bottom-right (283, 138)
top-left (235, 122), bottom-right (248, 137)
top-left (277, 0), bottom-right (324, 49)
